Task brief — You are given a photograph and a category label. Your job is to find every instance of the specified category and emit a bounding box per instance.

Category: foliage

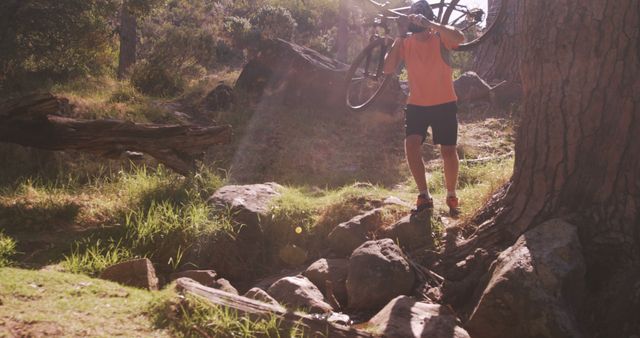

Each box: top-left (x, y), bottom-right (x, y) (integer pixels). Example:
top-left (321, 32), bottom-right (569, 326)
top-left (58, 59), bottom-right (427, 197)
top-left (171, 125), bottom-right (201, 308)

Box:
top-left (223, 16), bottom-right (258, 48)
top-left (0, 231), bottom-right (16, 267)
top-left (63, 238), bottom-right (134, 276)
top-left (267, 0), bottom-right (339, 42)
top-left (133, 0), bottom-right (242, 95)
top-left (131, 60), bottom-right (186, 97)
top-left (251, 5), bottom-right (298, 41)
top-left (0, 0), bottom-right (119, 93)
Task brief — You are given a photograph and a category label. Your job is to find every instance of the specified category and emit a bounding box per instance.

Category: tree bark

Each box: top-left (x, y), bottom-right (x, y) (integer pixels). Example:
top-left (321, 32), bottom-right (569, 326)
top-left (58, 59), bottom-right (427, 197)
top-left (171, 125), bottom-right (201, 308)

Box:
top-left (335, 0), bottom-right (349, 62)
top-left (471, 0), bottom-right (521, 84)
top-left (0, 93), bottom-right (232, 175)
top-left (117, 1), bottom-right (137, 79)
top-left (442, 1), bottom-right (639, 336)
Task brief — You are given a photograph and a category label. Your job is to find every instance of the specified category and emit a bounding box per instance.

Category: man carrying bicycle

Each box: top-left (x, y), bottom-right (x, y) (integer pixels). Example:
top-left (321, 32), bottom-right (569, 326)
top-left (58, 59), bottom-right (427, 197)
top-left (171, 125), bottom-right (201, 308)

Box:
top-left (383, 0), bottom-right (464, 216)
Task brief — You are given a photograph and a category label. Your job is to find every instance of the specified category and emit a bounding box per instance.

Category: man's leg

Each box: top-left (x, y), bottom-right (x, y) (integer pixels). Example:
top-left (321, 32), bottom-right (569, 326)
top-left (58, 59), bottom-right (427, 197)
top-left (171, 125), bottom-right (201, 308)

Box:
top-left (441, 145), bottom-right (459, 195)
top-left (405, 135), bottom-right (428, 192)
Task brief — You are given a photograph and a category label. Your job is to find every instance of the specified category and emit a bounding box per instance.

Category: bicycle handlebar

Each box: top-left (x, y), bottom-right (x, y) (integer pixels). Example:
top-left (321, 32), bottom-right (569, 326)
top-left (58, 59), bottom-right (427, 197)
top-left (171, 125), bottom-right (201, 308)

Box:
top-left (365, 0), bottom-right (408, 18)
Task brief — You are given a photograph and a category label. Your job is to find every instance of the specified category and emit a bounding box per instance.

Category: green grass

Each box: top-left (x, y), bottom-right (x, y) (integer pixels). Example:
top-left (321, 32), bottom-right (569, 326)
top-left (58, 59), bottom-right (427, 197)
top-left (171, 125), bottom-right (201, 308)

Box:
top-left (62, 237), bottom-right (134, 276)
top-left (51, 77), bottom-right (180, 123)
top-left (150, 291), bottom-right (301, 338)
top-left (0, 231), bottom-right (17, 267)
top-left (0, 267), bottom-right (169, 337)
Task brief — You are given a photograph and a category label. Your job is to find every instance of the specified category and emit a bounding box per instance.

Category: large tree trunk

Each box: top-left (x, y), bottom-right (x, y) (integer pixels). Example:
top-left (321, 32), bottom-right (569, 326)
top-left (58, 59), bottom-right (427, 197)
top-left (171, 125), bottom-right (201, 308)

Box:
top-left (0, 93), bottom-right (232, 175)
top-left (335, 0), bottom-right (349, 62)
top-left (443, 1), bottom-right (639, 336)
top-left (117, 1), bottom-right (137, 79)
top-left (471, 0), bottom-right (521, 84)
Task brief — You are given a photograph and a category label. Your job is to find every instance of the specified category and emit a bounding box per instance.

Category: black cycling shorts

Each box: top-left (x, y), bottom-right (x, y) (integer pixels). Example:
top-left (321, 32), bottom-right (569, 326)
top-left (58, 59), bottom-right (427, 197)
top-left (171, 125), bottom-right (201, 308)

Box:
top-left (405, 101), bottom-right (458, 145)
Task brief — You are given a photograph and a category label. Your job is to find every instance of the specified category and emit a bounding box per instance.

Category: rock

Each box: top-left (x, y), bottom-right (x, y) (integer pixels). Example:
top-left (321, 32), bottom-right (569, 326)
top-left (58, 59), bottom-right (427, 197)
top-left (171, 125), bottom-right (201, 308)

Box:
top-left (205, 183), bottom-right (283, 280)
top-left (235, 39), bottom-right (402, 110)
top-left (466, 219), bottom-right (585, 338)
top-left (267, 275), bottom-right (333, 313)
top-left (212, 278), bottom-right (239, 295)
top-left (278, 244), bottom-right (308, 267)
top-left (377, 214), bottom-right (434, 251)
top-left (99, 258), bottom-right (159, 290)
top-left (383, 196), bottom-right (411, 208)
top-left (244, 287), bottom-right (281, 307)
top-left (346, 239), bottom-right (415, 311)
top-left (303, 258), bottom-right (349, 307)
top-left (367, 296), bottom-right (470, 338)
top-left (491, 81), bottom-right (523, 107)
top-left (454, 71), bottom-right (492, 102)
top-left (169, 270), bottom-right (217, 287)
top-left (208, 183), bottom-right (283, 227)
top-left (327, 208), bottom-right (383, 257)
top-left (203, 83), bottom-right (233, 111)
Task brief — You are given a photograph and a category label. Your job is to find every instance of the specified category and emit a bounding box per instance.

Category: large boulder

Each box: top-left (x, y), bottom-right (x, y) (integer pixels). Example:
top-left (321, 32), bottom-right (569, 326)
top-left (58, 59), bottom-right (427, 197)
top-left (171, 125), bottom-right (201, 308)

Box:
top-left (346, 239), bottom-right (415, 311)
top-left (203, 183), bottom-right (282, 279)
top-left (235, 38), bottom-right (402, 110)
top-left (203, 83), bottom-right (233, 111)
top-left (465, 219), bottom-right (585, 338)
top-left (327, 208), bottom-right (384, 257)
top-left (267, 275), bottom-right (333, 313)
top-left (454, 71), bottom-right (492, 102)
top-left (303, 258), bottom-right (349, 307)
top-left (99, 258), bottom-right (159, 290)
top-left (207, 183), bottom-right (282, 228)
top-left (377, 214), bottom-right (434, 251)
top-left (367, 296), bottom-right (470, 338)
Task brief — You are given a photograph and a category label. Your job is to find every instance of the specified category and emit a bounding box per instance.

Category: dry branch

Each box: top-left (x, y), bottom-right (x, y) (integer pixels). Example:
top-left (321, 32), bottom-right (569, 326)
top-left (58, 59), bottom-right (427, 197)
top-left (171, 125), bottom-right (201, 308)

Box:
top-left (0, 93), bottom-right (231, 175)
top-left (175, 278), bottom-right (372, 337)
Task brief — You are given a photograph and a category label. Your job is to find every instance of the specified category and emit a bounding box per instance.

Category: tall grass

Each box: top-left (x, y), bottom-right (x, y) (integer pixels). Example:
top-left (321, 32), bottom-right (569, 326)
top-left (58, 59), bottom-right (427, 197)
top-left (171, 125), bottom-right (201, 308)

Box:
top-left (150, 291), bottom-right (302, 338)
top-left (63, 238), bottom-right (133, 275)
top-left (58, 165), bottom-right (230, 275)
top-left (0, 231), bottom-right (17, 267)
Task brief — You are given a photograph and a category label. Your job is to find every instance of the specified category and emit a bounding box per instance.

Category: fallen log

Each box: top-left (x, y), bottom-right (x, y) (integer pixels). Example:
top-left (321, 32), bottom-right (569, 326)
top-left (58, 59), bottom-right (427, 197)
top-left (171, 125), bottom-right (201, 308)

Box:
top-left (175, 278), bottom-right (372, 337)
top-left (0, 93), bottom-right (232, 175)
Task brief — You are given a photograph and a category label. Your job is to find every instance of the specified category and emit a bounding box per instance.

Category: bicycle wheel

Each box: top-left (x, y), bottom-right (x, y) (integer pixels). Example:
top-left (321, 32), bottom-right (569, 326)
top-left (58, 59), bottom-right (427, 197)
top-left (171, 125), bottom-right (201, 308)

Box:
top-left (431, 0), bottom-right (508, 51)
top-left (345, 38), bottom-right (393, 111)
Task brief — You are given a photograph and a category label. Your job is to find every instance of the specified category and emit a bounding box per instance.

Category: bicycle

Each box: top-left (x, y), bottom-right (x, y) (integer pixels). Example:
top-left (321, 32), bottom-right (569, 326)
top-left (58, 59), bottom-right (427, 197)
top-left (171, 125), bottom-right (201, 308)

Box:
top-left (345, 0), bottom-right (508, 111)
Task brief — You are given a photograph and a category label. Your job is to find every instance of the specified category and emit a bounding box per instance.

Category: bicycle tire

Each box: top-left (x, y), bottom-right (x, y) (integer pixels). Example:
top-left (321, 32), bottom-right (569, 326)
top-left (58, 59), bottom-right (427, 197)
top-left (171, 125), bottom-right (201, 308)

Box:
top-left (345, 38), bottom-right (394, 111)
top-left (432, 0), bottom-right (508, 51)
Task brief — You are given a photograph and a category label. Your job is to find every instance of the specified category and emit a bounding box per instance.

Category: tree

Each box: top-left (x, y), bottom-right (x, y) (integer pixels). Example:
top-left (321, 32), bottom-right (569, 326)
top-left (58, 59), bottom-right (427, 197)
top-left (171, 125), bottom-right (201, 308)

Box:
top-left (0, 0), bottom-right (118, 92)
top-left (471, 0), bottom-right (520, 84)
top-left (444, 1), bottom-right (639, 336)
top-left (117, 0), bottom-right (164, 79)
top-left (117, 0), bottom-right (137, 79)
top-left (334, 0), bottom-right (349, 62)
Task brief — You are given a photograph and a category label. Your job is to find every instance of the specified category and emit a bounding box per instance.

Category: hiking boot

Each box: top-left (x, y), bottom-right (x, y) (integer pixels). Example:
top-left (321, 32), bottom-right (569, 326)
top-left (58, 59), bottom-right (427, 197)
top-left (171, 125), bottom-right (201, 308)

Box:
top-left (446, 196), bottom-right (461, 218)
top-left (412, 194), bottom-right (434, 214)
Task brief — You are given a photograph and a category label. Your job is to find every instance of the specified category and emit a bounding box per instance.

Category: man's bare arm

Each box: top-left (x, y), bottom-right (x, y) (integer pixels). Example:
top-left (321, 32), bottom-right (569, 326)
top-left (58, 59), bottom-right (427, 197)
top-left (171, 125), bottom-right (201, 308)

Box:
top-left (409, 14), bottom-right (464, 46)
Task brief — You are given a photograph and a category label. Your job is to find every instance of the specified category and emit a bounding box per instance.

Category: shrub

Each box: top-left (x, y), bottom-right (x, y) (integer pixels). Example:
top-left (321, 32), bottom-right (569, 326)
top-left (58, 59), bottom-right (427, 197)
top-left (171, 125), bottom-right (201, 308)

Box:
top-left (0, 0), bottom-right (118, 93)
top-left (131, 60), bottom-right (185, 97)
top-left (223, 16), bottom-right (255, 48)
top-left (250, 5), bottom-right (297, 41)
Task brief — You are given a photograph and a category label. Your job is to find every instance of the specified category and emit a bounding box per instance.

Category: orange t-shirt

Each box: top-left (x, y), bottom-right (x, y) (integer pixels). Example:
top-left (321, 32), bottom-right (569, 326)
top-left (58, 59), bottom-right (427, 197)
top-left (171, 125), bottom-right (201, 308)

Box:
top-left (398, 33), bottom-right (458, 106)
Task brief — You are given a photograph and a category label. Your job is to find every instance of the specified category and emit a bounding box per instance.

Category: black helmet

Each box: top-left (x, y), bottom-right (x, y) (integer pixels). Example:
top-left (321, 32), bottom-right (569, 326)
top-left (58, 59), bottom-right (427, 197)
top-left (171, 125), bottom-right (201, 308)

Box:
top-left (411, 1), bottom-right (435, 20)
top-left (408, 0), bottom-right (435, 33)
